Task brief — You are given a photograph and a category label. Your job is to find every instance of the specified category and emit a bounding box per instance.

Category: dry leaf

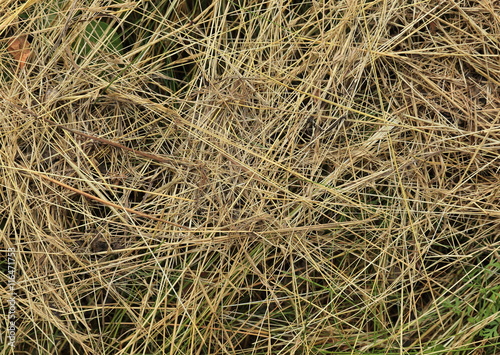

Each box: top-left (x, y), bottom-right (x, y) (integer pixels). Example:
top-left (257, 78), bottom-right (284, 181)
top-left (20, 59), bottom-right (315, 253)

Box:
top-left (7, 35), bottom-right (31, 69)
top-left (429, 20), bottom-right (437, 35)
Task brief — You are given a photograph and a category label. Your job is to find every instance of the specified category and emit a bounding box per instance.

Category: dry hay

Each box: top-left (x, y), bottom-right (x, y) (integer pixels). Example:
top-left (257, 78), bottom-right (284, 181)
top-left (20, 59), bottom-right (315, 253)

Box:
top-left (1, 0), bottom-right (499, 353)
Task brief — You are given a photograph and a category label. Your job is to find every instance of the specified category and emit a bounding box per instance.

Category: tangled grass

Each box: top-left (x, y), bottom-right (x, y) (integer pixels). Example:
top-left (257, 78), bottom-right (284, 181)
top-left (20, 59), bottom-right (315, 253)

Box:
top-left (1, 0), bottom-right (499, 354)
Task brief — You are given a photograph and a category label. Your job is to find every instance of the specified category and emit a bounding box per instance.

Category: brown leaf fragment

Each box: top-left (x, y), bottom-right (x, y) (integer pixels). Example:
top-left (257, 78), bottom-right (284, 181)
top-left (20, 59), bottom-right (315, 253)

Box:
top-left (7, 35), bottom-right (31, 69)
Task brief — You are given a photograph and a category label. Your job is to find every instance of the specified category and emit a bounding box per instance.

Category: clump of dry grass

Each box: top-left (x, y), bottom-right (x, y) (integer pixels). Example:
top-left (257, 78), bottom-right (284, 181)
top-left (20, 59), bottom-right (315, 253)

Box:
top-left (1, 0), bottom-right (500, 354)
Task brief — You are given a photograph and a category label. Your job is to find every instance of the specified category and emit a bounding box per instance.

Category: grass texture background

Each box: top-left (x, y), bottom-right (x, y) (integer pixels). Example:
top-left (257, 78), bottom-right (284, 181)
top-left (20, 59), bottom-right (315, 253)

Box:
top-left (1, 0), bottom-right (499, 354)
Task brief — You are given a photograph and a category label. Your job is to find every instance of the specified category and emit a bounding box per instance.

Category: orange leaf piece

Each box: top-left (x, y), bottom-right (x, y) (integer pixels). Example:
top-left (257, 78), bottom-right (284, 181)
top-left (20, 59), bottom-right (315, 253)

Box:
top-left (7, 35), bottom-right (31, 69)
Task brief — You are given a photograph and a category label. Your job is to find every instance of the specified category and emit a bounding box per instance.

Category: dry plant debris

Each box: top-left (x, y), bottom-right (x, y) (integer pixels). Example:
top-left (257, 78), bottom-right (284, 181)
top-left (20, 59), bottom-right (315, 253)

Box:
top-left (0, 0), bottom-right (499, 354)
top-left (6, 34), bottom-right (31, 69)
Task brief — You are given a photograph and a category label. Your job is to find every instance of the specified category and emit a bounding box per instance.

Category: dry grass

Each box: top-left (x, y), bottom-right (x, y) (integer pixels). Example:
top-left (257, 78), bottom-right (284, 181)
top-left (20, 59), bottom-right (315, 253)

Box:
top-left (1, 0), bottom-right (500, 354)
